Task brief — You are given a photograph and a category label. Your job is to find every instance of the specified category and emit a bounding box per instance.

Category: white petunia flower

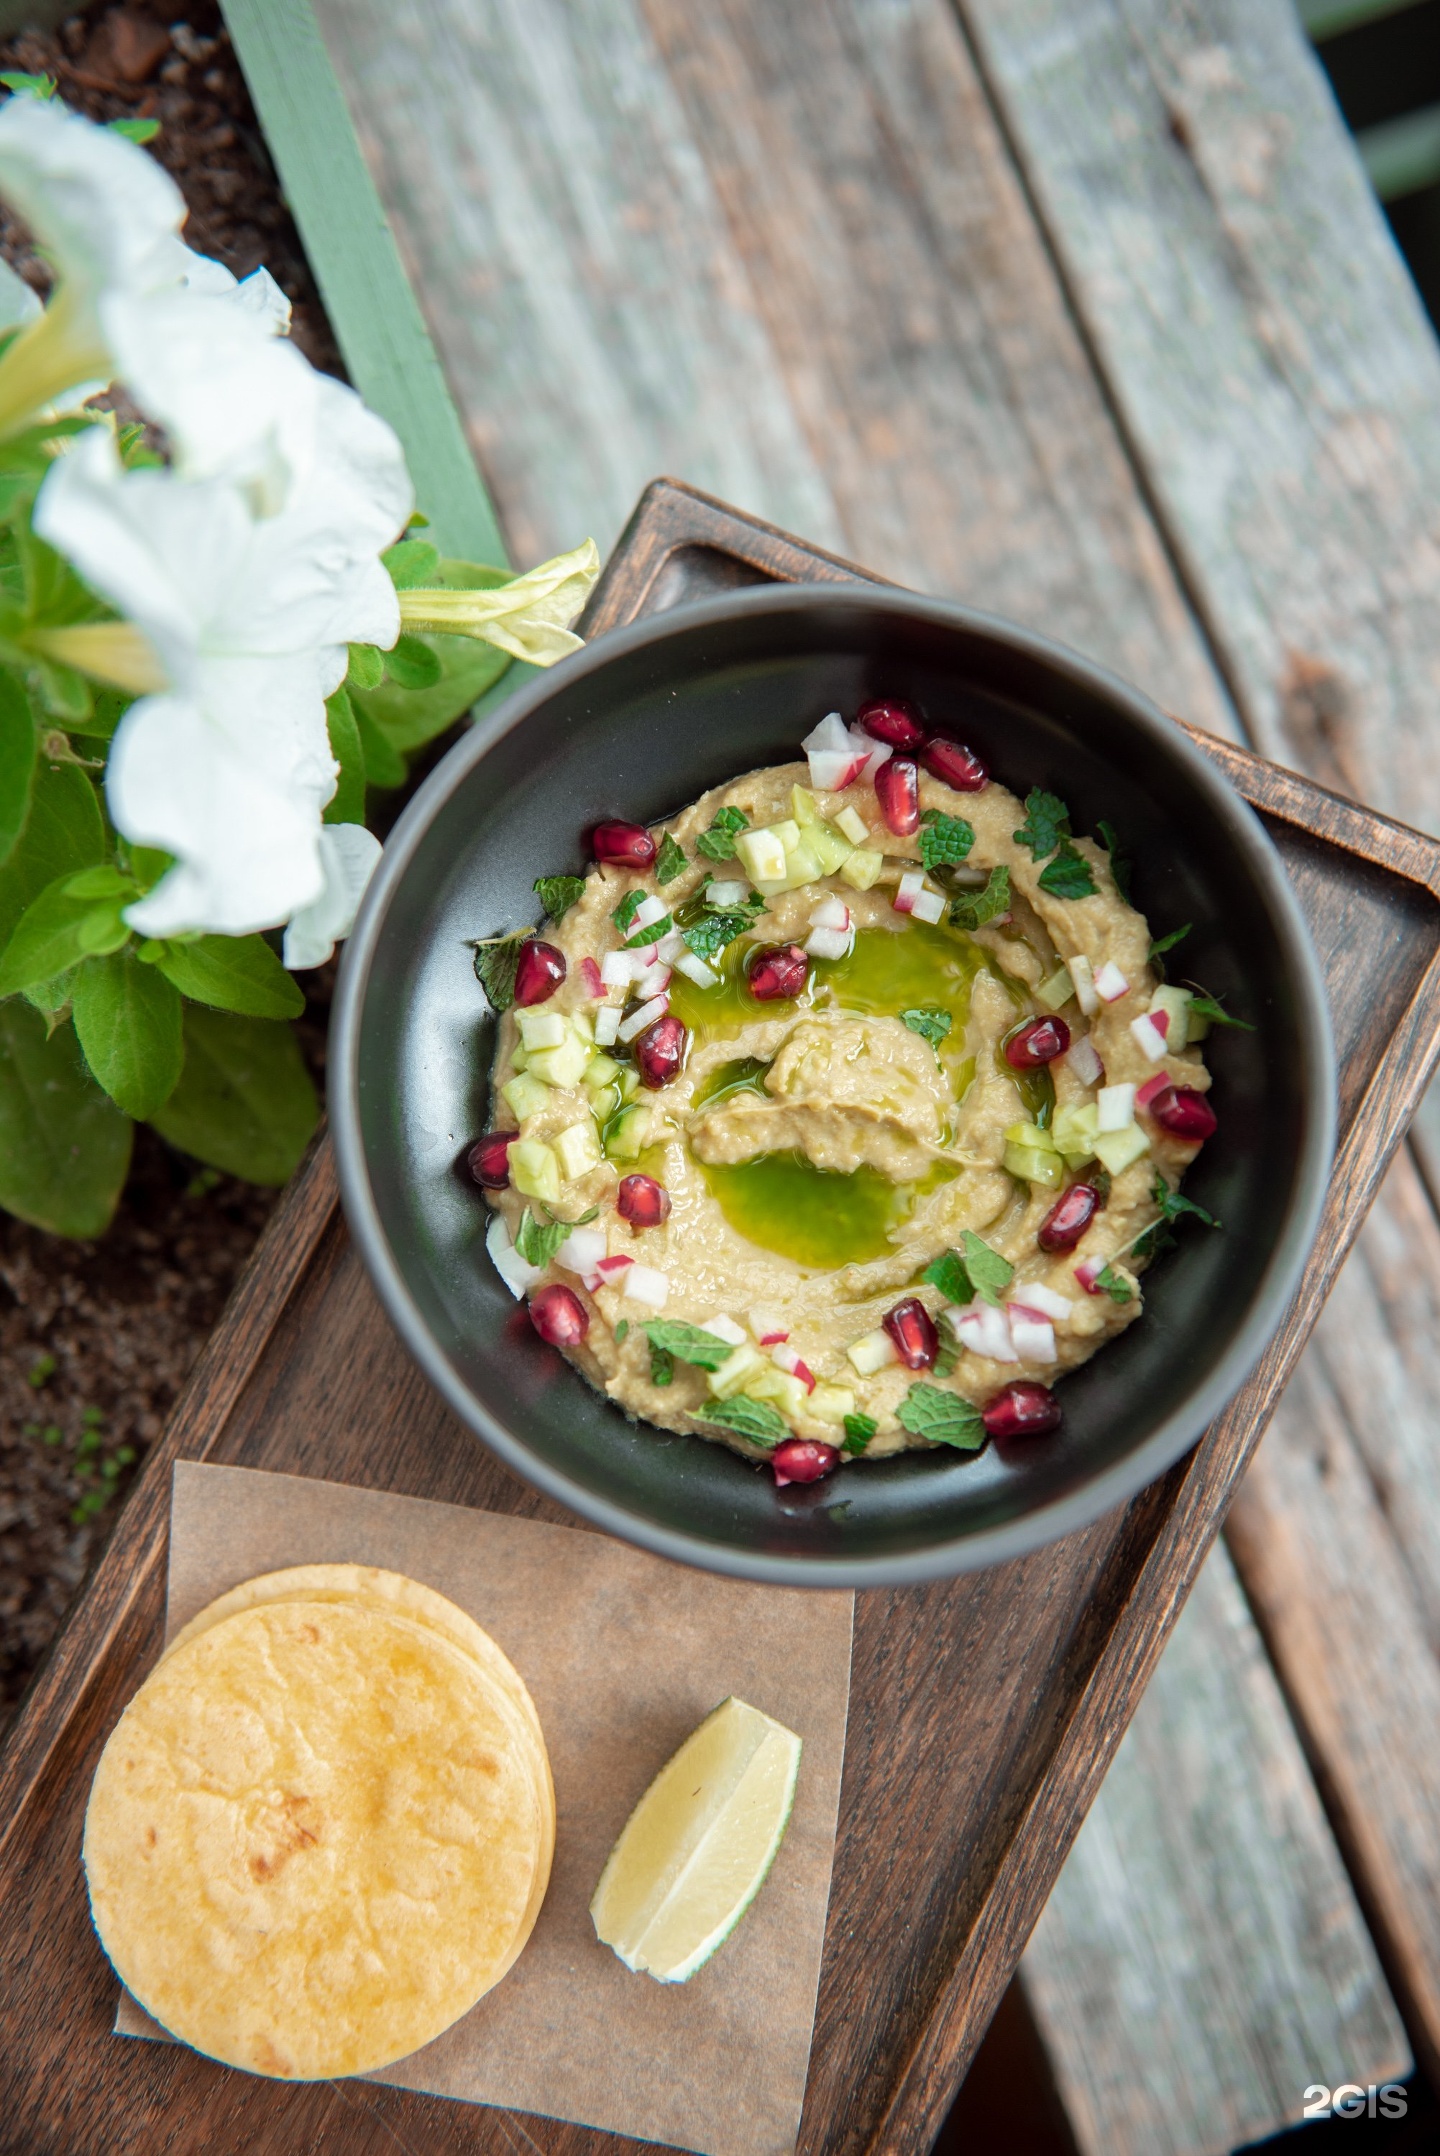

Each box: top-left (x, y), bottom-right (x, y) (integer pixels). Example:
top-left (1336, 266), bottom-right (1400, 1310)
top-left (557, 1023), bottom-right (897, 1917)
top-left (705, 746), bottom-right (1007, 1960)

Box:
top-left (282, 822), bottom-right (383, 970)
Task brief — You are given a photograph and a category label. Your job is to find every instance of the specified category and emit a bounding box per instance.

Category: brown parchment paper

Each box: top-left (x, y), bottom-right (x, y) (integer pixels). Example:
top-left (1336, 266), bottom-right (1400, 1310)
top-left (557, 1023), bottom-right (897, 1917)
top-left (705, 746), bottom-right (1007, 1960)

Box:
top-left (114, 1461), bottom-right (854, 2156)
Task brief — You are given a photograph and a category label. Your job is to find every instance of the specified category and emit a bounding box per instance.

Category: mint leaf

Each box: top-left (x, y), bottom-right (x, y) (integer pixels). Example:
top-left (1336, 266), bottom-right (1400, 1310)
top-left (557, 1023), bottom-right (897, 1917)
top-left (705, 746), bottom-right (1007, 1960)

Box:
top-left (535, 874), bottom-right (586, 921)
top-left (614, 1318), bottom-right (629, 1343)
top-left (683, 906), bottom-right (759, 963)
top-left (625, 912), bottom-right (672, 949)
top-left (71, 949), bottom-right (183, 1120)
top-left (1094, 1262), bottom-right (1134, 1305)
top-left (921, 1248), bottom-right (972, 1305)
top-left (696, 806), bottom-right (749, 861)
top-left (650, 1340), bottom-right (674, 1385)
top-left (612, 891), bottom-right (643, 935)
top-left (933, 1311), bottom-right (961, 1376)
top-left (655, 833), bottom-right (687, 884)
top-left (149, 1007), bottom-right (318, 1186)
top-left (961, 1230), bottom-right (1013, 1306)
top-left (0, 1000), bottom-right (130, 1236)
top-left (643, 1319), bottom-right (736, 1372)
top-left (1149, 923), bottom-right (1191, 964)
top-left (949, 865), bottom-right (1010, 933)
top-left (700, 1394), bottom-right (788, 1446)
top-left (919, 812), bottom-right (975, 871)
top-left (149, 933), bottom-right (304, 1021)
top-left (1013, 788), bottom-right (1070, 860)
top-left (1095, 819), bottom-right (1132, 901)
top-left (842, 1412), bottom-right (877, 1456)
top-left (901, 1005), bottom-right (951, 1050)
top-left (1038, 842), bottom-right (1097, 901)
top-left (1188, 990), bottom-right (1254, 1031)
top-left (896, 1383), bottom-right (986, 1449)
top-left (1154, 1174), bottom-right (1218, 1230)
top-left (472, 929), bottom-right (530, 1012)
top-left (515, 1208), bottom-right (569, 1269)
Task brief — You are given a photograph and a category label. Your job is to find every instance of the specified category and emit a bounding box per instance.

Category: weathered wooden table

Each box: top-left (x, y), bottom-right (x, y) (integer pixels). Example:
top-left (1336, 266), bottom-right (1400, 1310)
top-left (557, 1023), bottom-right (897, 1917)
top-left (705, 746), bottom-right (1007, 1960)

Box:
top-left (7, 4), bottom-right (1440, 2152)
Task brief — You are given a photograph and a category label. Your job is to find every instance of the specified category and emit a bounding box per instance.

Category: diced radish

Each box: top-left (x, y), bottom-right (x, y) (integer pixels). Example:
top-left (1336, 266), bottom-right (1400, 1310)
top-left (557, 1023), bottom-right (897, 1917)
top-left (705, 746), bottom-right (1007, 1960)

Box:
top-left (1069, 956), bottom-right (1099, 1016)
top-left (910, 888), bottom-right (945, 925)
top-left (850, 725), bottom-right (893, 782)
top-left (1012, 1281), bottom-right (1073, 1321)
top-left (771, 1342), bottom-right (817, 1391)
top-left (578, 956), bottom-right (605, 999)
top-left (809, 749), bottom-right (869, 792)
top-left (556, 1227), bottom-right (607, 1277)
top-left (1096, 1082), bottom-right (1136, 1132)
top-left (618, 993), bottom-right (669, 1043)
top-left (594, 1005), bottom-right (621, 1046)
top-left (624, 1264), bottom-right (670, 1309)
top-left (805, 924), bottom-right (854, 961)
top-left (1136, 1071), bottom-right (1170, 1110)
top-left (758, 1330), bottom-right (789, 1347)
top-left (954, 1300), bottom-right (1018, 1363)
top-left (486, 1213), bottom-right (541, 1299)
top-left (847, 1328), bottom-right (899, 1376)
top-left (1148, 1006), bottom-right (1169, 1038)
top-left (705, 879), bottom-right (749, 907)
top-left (1074, 1255), bottom-right (1105, 1295)
top-left (703, 1313), bottom-right (749, 1346)
top-left (749, 1304), bottom-right (787, 1343)
top-left (601, 949), bottom-right (643, 988)
top-left (636, 959), bottom-right (672, 995)
top-left (596, 1253), bottom-right (634, 1277)
top-left (1095, 961), bottom-right (1129, 1003)
top-left (802, 711), bottom-right (851, 755)
top-left (894, 869), bottom-right (926, 915)
top-left (1007, 1307), bottom-right (1057, 1363)
top-left (675, 951), bottom-right (719, 989)
top-left (1130, 1012), bottom-right (1169, 1062)
top-left (1065, 1035), bottom-right (1104, 1087)
top-left (654, 929), bottom-right (686, 963)
top-left (631, 893), bottom-right (668, 932)
top-left (810, 894), bottom-right (852, 932)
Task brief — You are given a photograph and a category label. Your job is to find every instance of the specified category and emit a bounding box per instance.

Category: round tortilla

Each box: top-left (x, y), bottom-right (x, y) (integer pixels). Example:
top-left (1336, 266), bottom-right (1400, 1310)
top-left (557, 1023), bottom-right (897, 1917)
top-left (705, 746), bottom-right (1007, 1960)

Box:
top-left (85, 1599), bottom-right (548, 2079)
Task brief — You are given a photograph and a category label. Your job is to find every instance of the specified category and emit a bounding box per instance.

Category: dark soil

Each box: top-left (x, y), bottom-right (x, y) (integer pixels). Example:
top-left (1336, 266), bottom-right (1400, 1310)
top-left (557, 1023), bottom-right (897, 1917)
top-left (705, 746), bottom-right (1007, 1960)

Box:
top-left (0, 2), bottom-right (342, 1725)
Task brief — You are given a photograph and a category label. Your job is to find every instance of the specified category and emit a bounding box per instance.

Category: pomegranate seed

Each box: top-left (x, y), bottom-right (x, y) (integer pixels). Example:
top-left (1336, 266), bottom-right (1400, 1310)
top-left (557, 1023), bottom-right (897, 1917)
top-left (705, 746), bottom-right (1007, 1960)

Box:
top-left (982, 1381), bottom-right (1062, 1440)
top-left (923, 738), bottom-right (988, 792)
top-left (1037, 1182), bottom-right (1101, 1252)
top-left (883, 1296), bottom-right (939, 1370)
top-left (1004, 1016), bottom-right (1071, 1068)
top-left (593, 820), bottom-right (657, 868)
top-left (528, 1283), bottom-right (589, 1347)
top-left (1148, 1085), bottom-right (1217, 1141)
top-left (747, 943), bottom-right (809, 1001)
top-left (772, 1438), bottom-right (840, 1486)
top-left (514, 939), bottom-right (567, 1006)
top-left (467, 1132), bottom-right (516, 1189)
top-left (634, 1012), bottom-right (689, 1088)
top-left (617, 1173), bottom-right (671, 1227)
top-left (856, 697), bottom-right (929, 752)
top-left (874, 757), bottom-right (921, 836)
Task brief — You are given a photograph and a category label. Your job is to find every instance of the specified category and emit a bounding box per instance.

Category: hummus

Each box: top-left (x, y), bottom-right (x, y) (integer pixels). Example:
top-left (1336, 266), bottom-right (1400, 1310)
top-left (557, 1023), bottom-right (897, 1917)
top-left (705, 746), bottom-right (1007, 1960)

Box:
top-left (479, 732), bottom-right (1216, 1469)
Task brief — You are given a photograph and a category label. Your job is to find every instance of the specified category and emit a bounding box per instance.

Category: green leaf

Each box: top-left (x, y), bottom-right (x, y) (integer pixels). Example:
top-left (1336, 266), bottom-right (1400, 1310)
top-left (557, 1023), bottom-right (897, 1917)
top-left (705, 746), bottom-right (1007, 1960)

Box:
top-left (643, 1319), bottom-right (737, 1372)
top-left (472, 930), bottom-right (530, 1013)
top-left (896, 1382), bottom-right (986, 1450)
top-left (61, 864), bottom-right (132, 900)
top-left (842, 1412), bottom-right (877, 1456)
top-left (1094, 1262), bottom-right (1135, 1304)
top-left (922, 1231), bottom-right (1013, 1309)
top-left (347, 560), bottom-right (513, 755)
top-left (0, 71), bottom-right (56, 97)
top-left (921, 1248), bottom-right (972, 1305)
top-left (1095, 819), bottom-right (1132, 902)
top-left (70, 949), bottom-right (183, 1119)
top-left (151, 934), bottom-right (304, 1020)
top-left (700, 1394), bottom-right (788, 1447)
top-left (0, 668), bottom-right (35, 867)
top-left (1148, 923), bottom-right (1191, 965)
top-left (682, 900), bottom-right (762, 963)
top-left (0, 1000), bottom-right (131, 1236)
top-left (534, 874), bottom-right (586, 922)
top-left (66, 686), bottom-right (131, 742)
top-left (1153, 1173), bottom-right (1219, 1230)
top-left (696, 806), bottom-right (749, 861)
top-left (24, 964), bottom-right (74, 1028)
top-left (109, 116), bottom-right (160, 144)
top-left (352, 699), bottom-right (406, 790)
top-left (346, 641), bottom-right (386, 691)
top-left (611, 890), bottom-right (643, 935)
top-left (324, 687), bottom-right (367, 825)
top-left (149, 1006), bottom-right (318, 1186)
top-left (0, 758), bottom-right (104, 948)
top-left (1188, 990), bottom-right (1255, 1031)
top-left (650, 1338), bottom-right (674, 1387)
top-left (1037, 842), bottom-right (1098, 901)
top-left (385, 633), bottom-right (443, 691)
top-left (949, 865), bottom-right (1010, 933)
top-left (918, 811), bottom-right (975, 871)
top-left (382, 538), bottom-right (441, 589)
top-left (1013, 788), bottom-right (1071, 860)
top-left (0, 874), bottom-right (131, 994)
top-left (933, 1311), bottom-right (961, 1376)
top-left (614, 1318), bottom-right (629, 1343)
top-left (655, 833), bottom-right (687, 885)
top-left (515, 1207), bottom-right (569, 1269)
top-left (900, 1005), bottom-right (951, 1049)
top-left (625, 913), bottom-right (672, 950)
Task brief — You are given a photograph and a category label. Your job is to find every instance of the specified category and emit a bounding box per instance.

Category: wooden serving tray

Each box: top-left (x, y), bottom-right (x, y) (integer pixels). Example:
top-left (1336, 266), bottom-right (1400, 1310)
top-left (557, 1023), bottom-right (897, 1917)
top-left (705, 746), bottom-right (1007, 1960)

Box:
top-left (3, 481), bottom-right (1440, 2156)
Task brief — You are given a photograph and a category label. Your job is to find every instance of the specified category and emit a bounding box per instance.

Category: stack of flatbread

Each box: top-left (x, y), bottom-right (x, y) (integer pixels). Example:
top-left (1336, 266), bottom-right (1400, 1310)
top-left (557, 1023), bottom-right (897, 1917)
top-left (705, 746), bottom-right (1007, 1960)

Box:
top-left (83, 1564), bottom-right (554, 2079)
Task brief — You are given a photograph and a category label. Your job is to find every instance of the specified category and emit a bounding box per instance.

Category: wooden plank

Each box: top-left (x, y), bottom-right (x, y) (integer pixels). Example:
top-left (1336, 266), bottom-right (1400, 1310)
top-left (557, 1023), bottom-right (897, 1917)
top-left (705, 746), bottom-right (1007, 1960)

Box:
top-left (1020, 1542), bottom-right (1408, 2156)
top-left (309, 0), bottom-right (1236, 739)
top-left (219, 0), bottom-right (510, 566)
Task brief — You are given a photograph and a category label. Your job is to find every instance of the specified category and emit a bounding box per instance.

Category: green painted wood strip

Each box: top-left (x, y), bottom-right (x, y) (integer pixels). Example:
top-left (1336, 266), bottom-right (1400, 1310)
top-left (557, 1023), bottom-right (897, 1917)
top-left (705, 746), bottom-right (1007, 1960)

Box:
top-left (1296, 0), bottom-right (1426, 42)
top-left (1359, 99), bottom-right (1440, 200)
top-left (219, 0), bottom-right (509, 567)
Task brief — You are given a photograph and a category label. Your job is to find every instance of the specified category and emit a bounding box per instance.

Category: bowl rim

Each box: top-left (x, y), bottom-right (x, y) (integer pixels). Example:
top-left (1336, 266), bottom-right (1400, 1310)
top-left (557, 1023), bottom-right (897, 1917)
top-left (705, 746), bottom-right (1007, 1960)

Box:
top-left (330, 581), bottom-right (1336, 1586)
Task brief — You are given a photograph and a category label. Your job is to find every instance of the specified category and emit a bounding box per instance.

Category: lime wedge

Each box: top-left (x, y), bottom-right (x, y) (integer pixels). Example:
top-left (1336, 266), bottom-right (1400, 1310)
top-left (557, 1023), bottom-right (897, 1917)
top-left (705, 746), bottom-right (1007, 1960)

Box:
top-left (590, 1695), bottom-right (802, 1983)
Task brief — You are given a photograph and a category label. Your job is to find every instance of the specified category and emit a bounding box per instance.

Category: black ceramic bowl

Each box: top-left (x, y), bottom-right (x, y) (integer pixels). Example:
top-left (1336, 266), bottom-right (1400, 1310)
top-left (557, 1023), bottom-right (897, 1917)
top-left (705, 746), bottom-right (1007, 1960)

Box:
top-left (331, 586), bottom-right (1334, 1586)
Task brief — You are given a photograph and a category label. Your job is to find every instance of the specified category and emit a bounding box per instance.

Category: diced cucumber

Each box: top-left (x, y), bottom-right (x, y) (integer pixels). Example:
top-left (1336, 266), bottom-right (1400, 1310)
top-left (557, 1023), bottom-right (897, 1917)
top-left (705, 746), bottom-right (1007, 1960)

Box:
top-left (517, 1009), bottom-right (567, 1051)
top-left (809, 1382), bottom-right (856, 1424)
top-left (1051, 1102), bottom-right (1098, 1159)
top-left (586, 1053), bottom-right (622, 1089)
top-left (735, 824), bottom-right (791, 885)
top-left (1036, 965), bottom-right (1074, 1012)
top-left (791, 784), bottom-right (821, 826)
top-left (706, 1342), bottom-right (764, 1398)
top-left (510, 1139), bottom-right (562, 1206)
top-left (501, 1072), bottom-right (552, 1123)
top-left (833, 805), bottom-right (869, 845)
top-left (1149, 985), bottom-right (1193, 1050)
top-left (803, 822), bottom-right (853, 874)
top-left (1004, 1143), bottom-right (1067, 1189)
top-left (604, 1102), bottom-right (651, 1161)
top-left (839, 848), bottom-right (885, 891)
top-left (1004, 1120), bottom-right (1058, 1152)
top-left (528, 1034), bottom-right (592, 1088)
top-left (1092, 1123), bottom-right (1151, 1176)
top-left (745, 1365), bottom-right (808, 1418)
top-left (555, 1119), bottom-right (602, 1180)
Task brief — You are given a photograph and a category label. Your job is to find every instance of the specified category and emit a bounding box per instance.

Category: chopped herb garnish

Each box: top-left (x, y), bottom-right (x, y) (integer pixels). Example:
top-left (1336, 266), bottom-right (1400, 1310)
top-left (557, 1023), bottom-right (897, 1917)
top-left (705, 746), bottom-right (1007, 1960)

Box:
top-left (950, 864), bottom-right (1010, 932)
top-left (1149, 923), bottom-right (1192, 963)
top-left (922, 1249), bottom-right (971, 1306)
top-left (614, 1319), bottom-right (629, 1343)
top-left (514, 1208), bottom-right (569, 1269)
top-left (1013, 788), bottom-right (1071, 861)
top-left (918, 811), bottom-right (975, 872)
top-left (896, 1383), bottom-right (986, 1450)
top-left (626, 912), bottom-right (673, 949)
top-left (1154, 1175), bottom-right (1219, 1230)
top-left (901, 1006), bottom-right (952, 1050)
top-left (1188, 989), bottom-right (1255, 1031)
top-left (1094, 1262), bottom-right (1134, 1305)
top-left (921, 1230), bottom-right (1013, 1309)
top-left (683, 898), bottom-right (764, 963)
top-left (696, 805), bottom-right (750, 861)
top-left (842, 1412), bottom-right (878, 1456)
top-left (655, 833), bottom-right (688, 884)
top-left (534, 874), bottom-right (586, 921)
top-left (1038, 841), bottom-right (1098, 901)
top-left (542, 1202), bottom-right (601, 1226)
top-left (933, 1311), bottom-right (961, 1377)
top-left (643, 1319), bottom-right (737, 1372)
top-left (700, 1394), bottom-right (788, 1446)
top-left (472, 930), bottom-right (531, 1013)
top-left (1095, 819), bottom-right (1132, 901)
top-left (650, 1340), bottom-right (674, 1386)
top-left (612, 891), bottom-right (643, 935)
